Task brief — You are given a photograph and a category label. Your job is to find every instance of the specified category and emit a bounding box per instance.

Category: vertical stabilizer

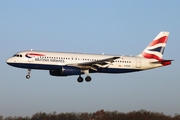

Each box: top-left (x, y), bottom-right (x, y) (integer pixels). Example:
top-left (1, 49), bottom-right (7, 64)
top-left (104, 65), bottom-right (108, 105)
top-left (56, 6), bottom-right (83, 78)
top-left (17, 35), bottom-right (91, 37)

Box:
top-left (138, 31), bottom-right (169, 60)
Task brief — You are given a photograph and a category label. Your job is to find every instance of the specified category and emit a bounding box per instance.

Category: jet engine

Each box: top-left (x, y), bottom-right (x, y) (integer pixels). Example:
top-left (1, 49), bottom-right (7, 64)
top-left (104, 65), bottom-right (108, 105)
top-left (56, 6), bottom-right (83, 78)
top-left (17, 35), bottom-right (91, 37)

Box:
top-left (49, 66), bottom-right (82, 76)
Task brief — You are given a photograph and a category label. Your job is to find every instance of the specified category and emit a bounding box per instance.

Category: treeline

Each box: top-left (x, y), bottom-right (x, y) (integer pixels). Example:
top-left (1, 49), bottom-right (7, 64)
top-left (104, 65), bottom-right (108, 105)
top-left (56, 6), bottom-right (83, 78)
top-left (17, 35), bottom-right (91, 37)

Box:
top-left (1, 109), bottom-right (180, 120)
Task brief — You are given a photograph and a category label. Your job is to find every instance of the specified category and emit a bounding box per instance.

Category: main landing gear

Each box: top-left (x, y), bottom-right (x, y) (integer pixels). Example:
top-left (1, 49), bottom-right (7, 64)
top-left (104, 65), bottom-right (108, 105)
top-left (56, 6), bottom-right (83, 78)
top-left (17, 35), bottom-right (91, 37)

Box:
top-left (26, 69), bottom-right (31, 79)
top-left (77, 75), bottom-right (83, 82)
top-left (77, 69), bottom-right (92, 83)
top-left (77, 75), bottom-right (92, 83)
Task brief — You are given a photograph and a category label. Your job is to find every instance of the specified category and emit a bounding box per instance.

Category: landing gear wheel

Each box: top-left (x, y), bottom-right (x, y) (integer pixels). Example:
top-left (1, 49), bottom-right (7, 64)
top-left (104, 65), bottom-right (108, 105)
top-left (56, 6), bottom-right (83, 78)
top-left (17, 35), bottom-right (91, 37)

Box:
top-left (26, 75), bottom-right (30, 79)
top-left (85, 76), bottom-right (92, 82)
top-left (26, 69), bottom-right (31, 79)
top-left (77, 76), bottom-right (83, 83)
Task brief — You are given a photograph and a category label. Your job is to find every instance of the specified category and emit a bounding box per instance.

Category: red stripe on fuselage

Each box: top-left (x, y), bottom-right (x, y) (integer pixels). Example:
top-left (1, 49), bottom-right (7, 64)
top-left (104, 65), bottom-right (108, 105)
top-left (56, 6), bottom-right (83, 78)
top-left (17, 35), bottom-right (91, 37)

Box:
top-left (27, 53), bottom-right (45, 56)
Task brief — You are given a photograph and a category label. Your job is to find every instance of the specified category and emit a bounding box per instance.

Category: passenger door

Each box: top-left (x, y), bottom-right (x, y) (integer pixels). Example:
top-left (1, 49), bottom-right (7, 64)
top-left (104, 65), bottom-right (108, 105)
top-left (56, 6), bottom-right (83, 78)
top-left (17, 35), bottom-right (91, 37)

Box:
top-left (136, 58), bottom-right (141, 68)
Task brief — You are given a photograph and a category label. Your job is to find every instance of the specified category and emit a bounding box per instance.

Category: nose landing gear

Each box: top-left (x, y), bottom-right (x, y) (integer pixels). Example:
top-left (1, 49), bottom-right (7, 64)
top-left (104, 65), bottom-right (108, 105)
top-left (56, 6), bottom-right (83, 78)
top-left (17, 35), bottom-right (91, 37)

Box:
top-left (26, 69), bottom-right (31, 79)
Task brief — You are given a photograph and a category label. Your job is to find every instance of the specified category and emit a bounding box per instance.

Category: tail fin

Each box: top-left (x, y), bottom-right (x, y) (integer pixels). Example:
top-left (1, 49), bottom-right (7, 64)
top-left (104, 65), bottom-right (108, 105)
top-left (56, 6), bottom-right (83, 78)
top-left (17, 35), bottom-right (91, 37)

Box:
top-left (138, 31), bottom-right (169, 60)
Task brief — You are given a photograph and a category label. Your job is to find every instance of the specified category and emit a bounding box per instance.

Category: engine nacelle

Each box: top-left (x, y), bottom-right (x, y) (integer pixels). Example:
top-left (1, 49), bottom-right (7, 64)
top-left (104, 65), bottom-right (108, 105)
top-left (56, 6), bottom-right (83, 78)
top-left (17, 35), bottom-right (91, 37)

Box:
top-left (49, 66), bottom-right (82, 76)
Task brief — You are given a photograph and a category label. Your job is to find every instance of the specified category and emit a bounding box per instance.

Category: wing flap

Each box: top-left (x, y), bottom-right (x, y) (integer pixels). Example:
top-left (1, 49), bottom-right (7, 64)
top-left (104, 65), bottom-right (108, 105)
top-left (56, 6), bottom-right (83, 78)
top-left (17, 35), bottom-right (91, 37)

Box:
top-left (67, 56), bottom-right (120, 69)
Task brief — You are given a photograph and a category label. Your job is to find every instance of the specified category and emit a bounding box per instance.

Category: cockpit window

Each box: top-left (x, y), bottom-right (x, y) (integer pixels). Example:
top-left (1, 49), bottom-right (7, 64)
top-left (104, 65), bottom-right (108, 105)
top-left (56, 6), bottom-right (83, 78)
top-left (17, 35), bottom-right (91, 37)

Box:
top-left (13, 54), bottom-right (22, 57)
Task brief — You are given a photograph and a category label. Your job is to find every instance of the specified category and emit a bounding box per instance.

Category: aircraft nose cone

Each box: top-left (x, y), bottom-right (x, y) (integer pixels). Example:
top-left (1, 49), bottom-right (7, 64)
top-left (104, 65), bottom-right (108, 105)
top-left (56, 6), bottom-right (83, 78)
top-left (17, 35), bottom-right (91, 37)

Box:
top-left (6, 58), bottom-right (20, 68)
top-left (6, 58), bottom-right (10, 64)
top-left (6, 58), bottom-right (13, 65)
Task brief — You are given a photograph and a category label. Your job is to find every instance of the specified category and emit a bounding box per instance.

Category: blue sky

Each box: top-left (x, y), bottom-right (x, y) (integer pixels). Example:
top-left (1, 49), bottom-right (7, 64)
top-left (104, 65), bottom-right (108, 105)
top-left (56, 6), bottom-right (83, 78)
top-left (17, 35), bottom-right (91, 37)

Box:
top-left (1, 0), bottom-right (180, 117)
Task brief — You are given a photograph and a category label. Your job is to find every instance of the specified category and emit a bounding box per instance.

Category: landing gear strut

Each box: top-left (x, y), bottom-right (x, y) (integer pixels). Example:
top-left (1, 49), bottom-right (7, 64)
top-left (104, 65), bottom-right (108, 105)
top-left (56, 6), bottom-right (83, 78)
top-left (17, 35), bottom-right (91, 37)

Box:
top-left (26, 69), bottom-right (31, 79)
top-left (77, 69), bottom-right (92, 83)
top-left (84, 69), bottom-right (92, 82)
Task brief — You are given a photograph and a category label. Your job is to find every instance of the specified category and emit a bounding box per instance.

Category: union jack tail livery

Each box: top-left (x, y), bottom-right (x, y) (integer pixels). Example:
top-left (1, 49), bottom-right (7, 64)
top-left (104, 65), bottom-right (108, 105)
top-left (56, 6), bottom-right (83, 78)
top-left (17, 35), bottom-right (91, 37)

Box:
top-left (138, 31), bottom-right (169, 60)
top-left (6, 31), bottom-right (173, 82)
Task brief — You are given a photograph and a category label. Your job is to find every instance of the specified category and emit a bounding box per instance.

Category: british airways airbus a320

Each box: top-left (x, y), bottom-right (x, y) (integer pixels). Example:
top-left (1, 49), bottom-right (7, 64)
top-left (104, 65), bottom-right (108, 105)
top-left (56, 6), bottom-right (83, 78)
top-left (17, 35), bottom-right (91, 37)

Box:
top-left (6, 31), bottom-right (172, 83)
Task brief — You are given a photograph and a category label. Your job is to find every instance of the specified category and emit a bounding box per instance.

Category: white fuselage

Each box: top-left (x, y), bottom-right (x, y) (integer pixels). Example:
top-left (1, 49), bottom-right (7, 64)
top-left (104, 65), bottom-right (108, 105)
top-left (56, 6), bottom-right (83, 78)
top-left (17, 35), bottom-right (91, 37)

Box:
top-left (6, 50), bottom-right (162, 73)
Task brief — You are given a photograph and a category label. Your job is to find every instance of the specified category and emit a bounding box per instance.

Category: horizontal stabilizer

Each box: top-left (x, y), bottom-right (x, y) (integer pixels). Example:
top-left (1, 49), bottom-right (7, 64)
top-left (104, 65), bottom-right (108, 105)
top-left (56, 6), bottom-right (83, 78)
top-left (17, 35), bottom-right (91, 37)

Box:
top-left (150, 59), bottom-right (173, 66)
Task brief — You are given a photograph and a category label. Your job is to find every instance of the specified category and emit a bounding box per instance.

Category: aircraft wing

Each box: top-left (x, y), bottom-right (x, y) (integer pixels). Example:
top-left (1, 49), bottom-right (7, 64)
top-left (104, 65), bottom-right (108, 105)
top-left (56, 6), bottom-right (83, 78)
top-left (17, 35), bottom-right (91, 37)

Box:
top-left (67, 56), bottom-right (120, 70)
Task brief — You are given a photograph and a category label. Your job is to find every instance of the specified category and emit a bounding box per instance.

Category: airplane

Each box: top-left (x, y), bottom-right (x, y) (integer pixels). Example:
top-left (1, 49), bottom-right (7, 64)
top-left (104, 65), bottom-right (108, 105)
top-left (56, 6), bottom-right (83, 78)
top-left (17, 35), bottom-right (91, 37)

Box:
top-left (6, 31), bottom-right (173, 83)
